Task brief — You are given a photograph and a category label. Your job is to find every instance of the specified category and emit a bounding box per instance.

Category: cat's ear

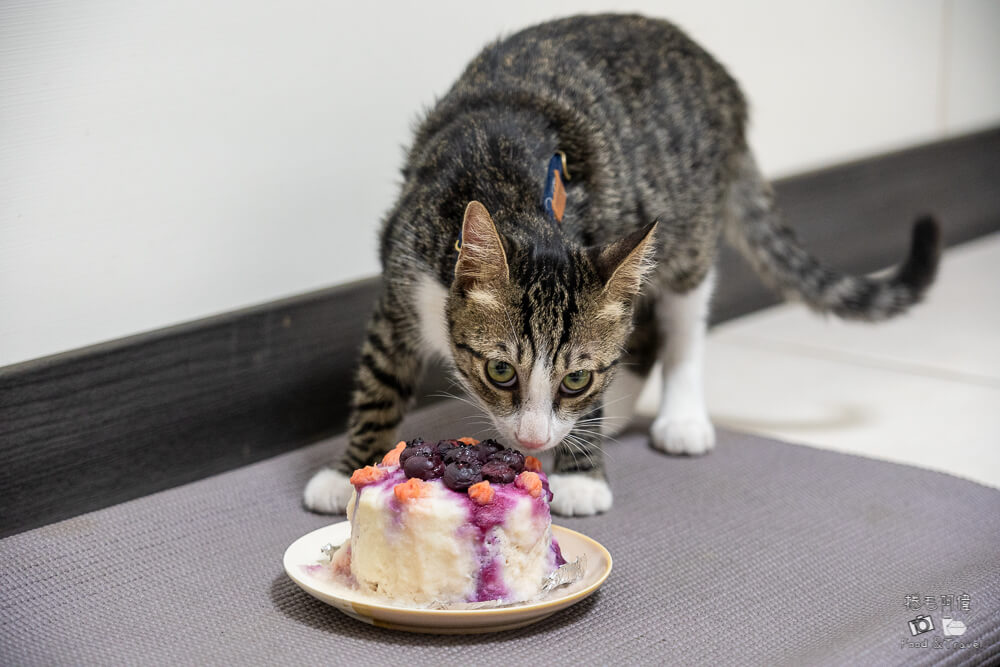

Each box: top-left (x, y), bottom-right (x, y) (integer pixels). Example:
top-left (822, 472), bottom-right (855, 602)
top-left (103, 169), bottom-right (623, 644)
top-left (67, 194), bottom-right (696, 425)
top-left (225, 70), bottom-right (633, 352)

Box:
top-left (454, 201), bottom-right (510, 289)
top-left (590, 221), bottom-right (658, 301)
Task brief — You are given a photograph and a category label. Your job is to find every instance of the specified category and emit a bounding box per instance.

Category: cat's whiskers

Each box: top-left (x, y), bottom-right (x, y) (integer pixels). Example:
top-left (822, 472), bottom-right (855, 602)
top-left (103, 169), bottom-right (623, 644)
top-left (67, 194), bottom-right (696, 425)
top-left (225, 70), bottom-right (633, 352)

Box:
top-left (565, 427), bottom-right (615, 459)
top-left (429, 390), bottom-right (485, 414)
top-left (569, 429), bottom-right (621, 455)
top-left (558, 435), bottom-right (588, 469)
top-left (573, 416), bottom-right (627, 432)
top-left (438, 373), bottom-right (508, 439)
top-left (561, 435), bottom-right (598, 468)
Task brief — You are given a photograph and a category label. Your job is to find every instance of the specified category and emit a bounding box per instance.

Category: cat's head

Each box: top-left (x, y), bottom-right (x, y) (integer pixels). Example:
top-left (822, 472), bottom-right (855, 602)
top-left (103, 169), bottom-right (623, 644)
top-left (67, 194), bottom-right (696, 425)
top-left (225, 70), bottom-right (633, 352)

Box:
top-left (446, 201), bottom-right (656, 452)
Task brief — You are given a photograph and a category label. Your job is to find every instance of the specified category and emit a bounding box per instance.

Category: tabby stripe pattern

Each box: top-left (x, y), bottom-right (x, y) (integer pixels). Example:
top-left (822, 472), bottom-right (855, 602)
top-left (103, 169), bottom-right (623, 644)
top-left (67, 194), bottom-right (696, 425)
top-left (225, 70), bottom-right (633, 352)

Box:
top-left (337, 294), bottom-right (423, 475)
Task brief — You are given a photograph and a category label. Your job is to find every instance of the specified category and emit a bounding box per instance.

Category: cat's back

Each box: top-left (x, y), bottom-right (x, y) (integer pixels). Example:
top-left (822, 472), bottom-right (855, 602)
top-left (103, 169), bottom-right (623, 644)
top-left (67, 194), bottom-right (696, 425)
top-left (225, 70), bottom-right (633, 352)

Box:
top-left (449, 14), bottom-right (745, 135)
top-left (389, 15), bottom-right (747, 286)
top-left (410, 13), bottom-right (747, 195)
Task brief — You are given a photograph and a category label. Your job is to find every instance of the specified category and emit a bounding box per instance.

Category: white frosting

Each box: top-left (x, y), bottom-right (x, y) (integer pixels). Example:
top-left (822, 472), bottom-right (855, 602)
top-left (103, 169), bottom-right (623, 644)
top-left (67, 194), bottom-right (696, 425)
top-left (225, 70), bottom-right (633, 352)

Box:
top-left (340, 470), bottom-right (557, 606)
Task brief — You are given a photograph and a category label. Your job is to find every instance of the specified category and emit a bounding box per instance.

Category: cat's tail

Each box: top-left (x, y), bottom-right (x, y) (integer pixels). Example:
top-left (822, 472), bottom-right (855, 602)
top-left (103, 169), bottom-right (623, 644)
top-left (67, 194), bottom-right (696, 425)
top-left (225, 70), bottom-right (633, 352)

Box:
top-left (725, 153), bottom-right (941, 321)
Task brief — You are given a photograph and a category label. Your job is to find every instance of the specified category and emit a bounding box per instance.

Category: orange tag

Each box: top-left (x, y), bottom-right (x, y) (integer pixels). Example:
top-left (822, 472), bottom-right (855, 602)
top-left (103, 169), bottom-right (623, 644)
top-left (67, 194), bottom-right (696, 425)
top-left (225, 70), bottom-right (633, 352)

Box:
top-left (551, 170), bottom-right (566, 222)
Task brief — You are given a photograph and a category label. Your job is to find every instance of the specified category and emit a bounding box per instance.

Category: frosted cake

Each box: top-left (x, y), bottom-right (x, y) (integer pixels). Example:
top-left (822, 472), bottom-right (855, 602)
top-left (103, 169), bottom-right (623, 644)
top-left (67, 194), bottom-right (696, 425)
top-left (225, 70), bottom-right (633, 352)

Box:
top-left (330, 437), bottom-right (566, 606)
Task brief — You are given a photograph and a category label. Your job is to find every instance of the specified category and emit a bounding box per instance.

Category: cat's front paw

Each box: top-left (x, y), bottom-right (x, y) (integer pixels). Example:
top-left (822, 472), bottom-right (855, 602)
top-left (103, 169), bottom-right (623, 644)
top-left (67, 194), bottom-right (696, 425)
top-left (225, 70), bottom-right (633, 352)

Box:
top-left (303, 468), bottom-right (354, 514)
top-left (650, 415), bottom-right (716, 456)
top-left (547, 474), bottom-right (613, 516)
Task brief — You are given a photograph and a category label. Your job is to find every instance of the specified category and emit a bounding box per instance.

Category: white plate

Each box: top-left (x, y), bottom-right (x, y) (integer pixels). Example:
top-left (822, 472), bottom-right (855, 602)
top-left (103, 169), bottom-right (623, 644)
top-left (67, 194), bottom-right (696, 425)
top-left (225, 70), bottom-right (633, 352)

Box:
top-left (283, 521), bottom-right (612, 634)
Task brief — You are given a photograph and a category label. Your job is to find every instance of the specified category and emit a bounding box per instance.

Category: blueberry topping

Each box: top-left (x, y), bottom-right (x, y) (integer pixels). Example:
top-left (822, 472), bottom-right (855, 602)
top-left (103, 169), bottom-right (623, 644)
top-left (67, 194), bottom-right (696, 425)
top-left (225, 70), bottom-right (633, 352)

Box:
top-left (434, 439), bottom-right (459, 457)
top-left (444, 446), bottom-right (480, 466)
top-left (402, 455), bottom-right (438, 480)
top-left (488, 449), bottom-right (525, 473)
top-left (399, 442), bottom-right (434, 465)
top-left (481, 460), bottom-right (516, 484)
top-left (476, 439), bottom-right (504, 462)
top-left (395, 437), bottom-right (530, 490)
top-left (443, 462), bottom-right (482, 491)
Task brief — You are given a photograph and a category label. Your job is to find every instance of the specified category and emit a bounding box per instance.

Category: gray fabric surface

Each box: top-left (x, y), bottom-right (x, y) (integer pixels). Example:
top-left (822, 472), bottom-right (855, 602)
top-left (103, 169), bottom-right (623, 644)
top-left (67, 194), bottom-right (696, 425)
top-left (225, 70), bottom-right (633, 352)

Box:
top-left (2, 401), bottom-right (998, 666)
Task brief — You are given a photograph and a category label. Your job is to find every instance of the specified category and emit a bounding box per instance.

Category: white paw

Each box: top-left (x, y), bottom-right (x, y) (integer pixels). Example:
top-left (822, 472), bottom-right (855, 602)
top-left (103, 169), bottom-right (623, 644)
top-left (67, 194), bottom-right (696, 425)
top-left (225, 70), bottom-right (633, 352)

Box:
top-left (650, 414), bottom-right (716, 456)
top-left (547, 474), bottom-right (613, 517)
top-left (303, 468), bottom-right (354, 514)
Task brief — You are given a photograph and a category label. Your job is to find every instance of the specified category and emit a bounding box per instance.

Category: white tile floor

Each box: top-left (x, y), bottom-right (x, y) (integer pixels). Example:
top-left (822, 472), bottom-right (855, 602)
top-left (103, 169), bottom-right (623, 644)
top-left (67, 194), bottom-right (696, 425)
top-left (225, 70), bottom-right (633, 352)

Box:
top-left (637, 232), bottom-right (1000, 489)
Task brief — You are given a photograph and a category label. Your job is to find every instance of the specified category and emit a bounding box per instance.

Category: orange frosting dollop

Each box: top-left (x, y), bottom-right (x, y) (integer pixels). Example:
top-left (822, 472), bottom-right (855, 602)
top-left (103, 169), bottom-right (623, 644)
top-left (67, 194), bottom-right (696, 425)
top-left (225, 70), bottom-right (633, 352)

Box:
top-left (381, 441), bottom-right (407, 466)
top-left (515, 471), bottom-right (543, 498)
top-left (468, 480), bottom-right (495, 505)
top-left (393, 477), bottom-right (429, 502)
top-left (524, 456), bottom-right (542, 472)
top-left (350, 465), bottom-right (386, 486)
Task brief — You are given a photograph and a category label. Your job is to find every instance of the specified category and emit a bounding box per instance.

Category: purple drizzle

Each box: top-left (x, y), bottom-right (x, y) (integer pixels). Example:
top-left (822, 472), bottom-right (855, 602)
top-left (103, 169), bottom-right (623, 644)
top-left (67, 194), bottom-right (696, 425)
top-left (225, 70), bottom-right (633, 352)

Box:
top-left (460, 479), bottom-right (560, 602)
top-left (464, 489), bottom-right (517, 602)
top-left (551, 538), bottom-right (566, 567)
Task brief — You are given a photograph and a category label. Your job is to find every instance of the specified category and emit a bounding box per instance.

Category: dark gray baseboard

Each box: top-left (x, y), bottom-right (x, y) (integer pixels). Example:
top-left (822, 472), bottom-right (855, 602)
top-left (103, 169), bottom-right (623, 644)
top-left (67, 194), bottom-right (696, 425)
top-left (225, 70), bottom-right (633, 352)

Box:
top-left (2, 127), bottom-right (999, 537)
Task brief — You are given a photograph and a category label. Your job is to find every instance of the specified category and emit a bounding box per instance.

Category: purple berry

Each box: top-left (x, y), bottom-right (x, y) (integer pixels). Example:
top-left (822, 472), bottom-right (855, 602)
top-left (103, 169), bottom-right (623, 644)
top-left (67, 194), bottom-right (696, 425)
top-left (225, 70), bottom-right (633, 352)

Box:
top-left (444, 446), bottom-right (479, 466)
top-left (399, 442), bottom-right (434, 465)
top-left (481, 460), bottom-right (516, 484)
top-left (488, 449), bottom-right (525, 473)
top-left (476, 439), bottom-right (504, 462)
top-left (403, 454), bottom-right (439, 480)
top-left (434, 440), bottom-right (459, 457)
top-left (443, 462), bottom-right (482, 491)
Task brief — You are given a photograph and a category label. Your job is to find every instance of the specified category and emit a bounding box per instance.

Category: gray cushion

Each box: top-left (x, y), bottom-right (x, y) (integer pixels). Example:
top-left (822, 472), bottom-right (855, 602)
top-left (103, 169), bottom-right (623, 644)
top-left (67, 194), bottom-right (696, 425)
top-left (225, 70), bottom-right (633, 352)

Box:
top-left (2, 401), bottom-right (998, 665)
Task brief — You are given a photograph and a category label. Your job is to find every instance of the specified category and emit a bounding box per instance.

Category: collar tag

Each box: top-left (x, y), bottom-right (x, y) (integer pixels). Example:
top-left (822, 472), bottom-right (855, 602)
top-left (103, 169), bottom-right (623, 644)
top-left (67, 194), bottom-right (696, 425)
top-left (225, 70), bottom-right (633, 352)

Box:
top-left (542, 151), bottom-right (569, 222)
top-left (458, 151), bottom-right (570, 259)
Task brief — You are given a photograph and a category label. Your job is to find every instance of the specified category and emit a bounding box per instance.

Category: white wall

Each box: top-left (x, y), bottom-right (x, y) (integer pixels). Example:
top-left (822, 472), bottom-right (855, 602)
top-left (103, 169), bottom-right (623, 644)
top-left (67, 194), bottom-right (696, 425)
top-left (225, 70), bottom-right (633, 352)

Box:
top-left (2, 0), bottom-right (998, 367)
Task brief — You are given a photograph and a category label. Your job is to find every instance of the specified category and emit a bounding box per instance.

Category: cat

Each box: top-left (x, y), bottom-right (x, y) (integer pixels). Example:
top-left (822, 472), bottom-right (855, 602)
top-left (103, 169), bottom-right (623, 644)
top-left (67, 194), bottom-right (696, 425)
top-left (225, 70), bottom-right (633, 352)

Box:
top-left (304, 14), bottom-right (940, 516)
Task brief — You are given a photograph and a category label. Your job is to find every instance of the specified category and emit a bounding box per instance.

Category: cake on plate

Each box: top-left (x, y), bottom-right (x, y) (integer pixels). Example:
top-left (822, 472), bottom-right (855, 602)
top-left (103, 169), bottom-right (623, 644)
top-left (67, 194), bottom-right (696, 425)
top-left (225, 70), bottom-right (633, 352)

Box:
top-left (330, 437), bottom-right (566, 606)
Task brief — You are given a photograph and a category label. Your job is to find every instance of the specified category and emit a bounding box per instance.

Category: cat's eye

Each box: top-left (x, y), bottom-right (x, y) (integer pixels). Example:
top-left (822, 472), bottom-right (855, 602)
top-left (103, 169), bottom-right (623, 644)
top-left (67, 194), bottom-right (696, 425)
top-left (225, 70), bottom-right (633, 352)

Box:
top-left (560, 370), bottom-right (592, 396)
top-left (485, 360), bottom-right (517, 388)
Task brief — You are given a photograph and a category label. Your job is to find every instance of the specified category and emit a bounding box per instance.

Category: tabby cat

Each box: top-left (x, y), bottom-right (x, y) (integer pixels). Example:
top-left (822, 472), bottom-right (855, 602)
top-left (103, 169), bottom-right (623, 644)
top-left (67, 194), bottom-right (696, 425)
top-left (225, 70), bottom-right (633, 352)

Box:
top-left (304, 14), bottom-right (940, 516)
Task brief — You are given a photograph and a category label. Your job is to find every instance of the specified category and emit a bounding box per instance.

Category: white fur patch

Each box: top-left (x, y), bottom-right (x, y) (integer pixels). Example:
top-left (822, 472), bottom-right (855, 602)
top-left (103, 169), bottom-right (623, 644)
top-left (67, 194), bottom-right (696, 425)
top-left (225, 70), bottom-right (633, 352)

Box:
top-left (414, 272), bottom-right (451, 360)
top-left (547, 473), bottom-right (613, 516)
top-left (303, 468), bottom-right (354, 514)
top-left (598, 301), bottom-right (626, 321)
top-left (650, 415), bottom-right (716, 455)
top-left (515, 355), bottom-right (554, 448)
top-left (653, 271), bottom-right (716, 456)
top-left (466, 288), bottom-right (500, 310)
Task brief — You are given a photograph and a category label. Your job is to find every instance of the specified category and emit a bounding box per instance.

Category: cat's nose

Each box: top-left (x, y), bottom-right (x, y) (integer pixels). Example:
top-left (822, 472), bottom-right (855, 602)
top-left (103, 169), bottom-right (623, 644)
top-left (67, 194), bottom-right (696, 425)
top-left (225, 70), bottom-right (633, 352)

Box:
top-left (516, 437), bottom-right (546, 450)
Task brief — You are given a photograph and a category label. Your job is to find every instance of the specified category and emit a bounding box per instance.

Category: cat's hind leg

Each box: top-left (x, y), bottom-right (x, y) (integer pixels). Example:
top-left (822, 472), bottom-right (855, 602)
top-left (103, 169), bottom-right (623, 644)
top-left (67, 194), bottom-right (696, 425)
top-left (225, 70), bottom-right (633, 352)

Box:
top-left (649, 270), bottom-right (716, 455)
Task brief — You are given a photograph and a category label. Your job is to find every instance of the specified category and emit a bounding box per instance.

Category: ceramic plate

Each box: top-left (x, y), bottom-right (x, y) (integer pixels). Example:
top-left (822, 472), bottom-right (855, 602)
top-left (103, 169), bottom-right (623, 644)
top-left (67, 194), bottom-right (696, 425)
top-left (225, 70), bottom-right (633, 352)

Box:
top-left (283, 521), bottom-right (612, 634)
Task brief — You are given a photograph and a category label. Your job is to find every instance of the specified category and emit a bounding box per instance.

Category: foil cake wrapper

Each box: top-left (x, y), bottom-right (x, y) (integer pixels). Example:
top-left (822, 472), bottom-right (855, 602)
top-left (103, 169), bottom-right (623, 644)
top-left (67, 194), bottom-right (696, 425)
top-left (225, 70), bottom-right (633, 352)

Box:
top-left (541, 555), bottom-right (587, 593)
top-left (423, 556), bottom-right (588, 610)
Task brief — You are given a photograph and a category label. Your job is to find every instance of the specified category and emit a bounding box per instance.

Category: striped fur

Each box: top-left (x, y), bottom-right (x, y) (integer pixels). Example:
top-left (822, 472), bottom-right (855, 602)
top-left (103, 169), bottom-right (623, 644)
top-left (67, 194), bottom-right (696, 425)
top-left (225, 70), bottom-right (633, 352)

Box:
top-left (306, 15), bottom-right (940, 516)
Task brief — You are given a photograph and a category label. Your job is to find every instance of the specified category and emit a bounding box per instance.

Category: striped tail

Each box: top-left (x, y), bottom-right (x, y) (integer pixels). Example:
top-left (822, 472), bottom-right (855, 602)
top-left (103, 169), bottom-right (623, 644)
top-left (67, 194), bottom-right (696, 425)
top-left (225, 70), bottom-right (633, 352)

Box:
top-left (727, 153), bottom-right (941, 321)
